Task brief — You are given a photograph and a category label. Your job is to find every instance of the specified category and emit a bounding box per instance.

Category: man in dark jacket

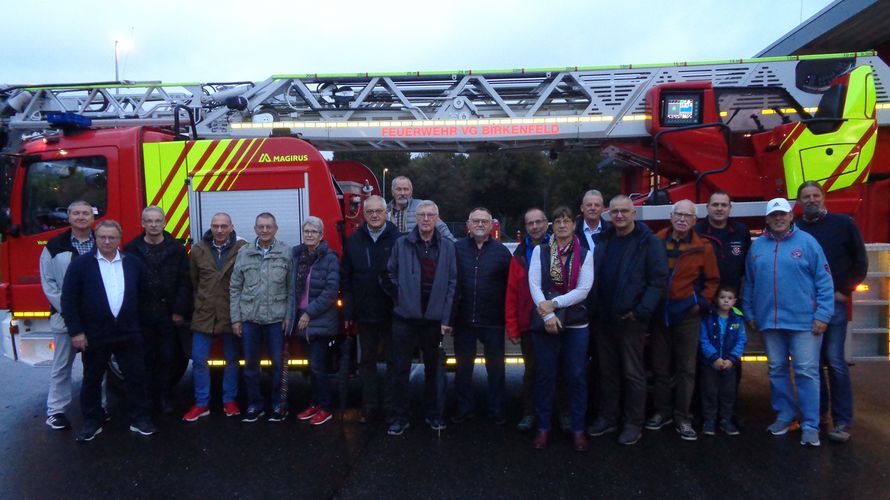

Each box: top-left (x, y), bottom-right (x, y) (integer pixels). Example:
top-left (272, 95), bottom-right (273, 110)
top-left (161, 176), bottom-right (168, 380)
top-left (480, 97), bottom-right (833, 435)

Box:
top-left (341, 195), bottom-right (400, 423)
top-left (182, 213), bottom-right (247, 422)
top-left (123, 206), bottom-right (191, 413)
top-left (62, 220), bottom-right (155, 442)
top-left (587, 195), bottom-right (668, 446)
top-left (797, 181), bottom-right (868, 443)
top-left (384, 200), bottom-right (457, 436)
top-left (452, 207), bottom-right (512, 425)
top-left (694, 191), bottom-right (750, 291)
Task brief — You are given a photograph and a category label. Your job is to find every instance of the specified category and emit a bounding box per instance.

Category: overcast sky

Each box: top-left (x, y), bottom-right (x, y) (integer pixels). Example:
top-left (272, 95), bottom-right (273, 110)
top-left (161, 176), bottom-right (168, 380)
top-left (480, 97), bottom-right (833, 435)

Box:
top-left (3, 0), bottom-right (834, 85)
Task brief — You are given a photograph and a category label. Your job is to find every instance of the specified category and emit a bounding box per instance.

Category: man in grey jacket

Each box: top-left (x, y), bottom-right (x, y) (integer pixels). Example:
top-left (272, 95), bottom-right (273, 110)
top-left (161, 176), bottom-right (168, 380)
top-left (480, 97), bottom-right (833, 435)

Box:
top-left (40, 200), bottom-right (97, 430)
top-left (230, 212), bottom-right (293, 423)
top-left (386, 175), bottom-right (456, 241)
top-left (384, 200), bottom-right (457, 436)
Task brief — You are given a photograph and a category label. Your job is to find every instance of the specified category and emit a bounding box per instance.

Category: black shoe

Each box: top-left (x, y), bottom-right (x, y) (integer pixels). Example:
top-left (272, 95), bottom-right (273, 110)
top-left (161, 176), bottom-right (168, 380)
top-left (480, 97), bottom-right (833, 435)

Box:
top-left (46, 413), bottom-right (71, 430)
top-left (618, 425), bottom-right (642, 446)
top-left (425, 417), bottom-right (447, 431)
top-left (492, 414), bottom-right (507, 426)
top-left (129, 419), bottom-right (157, 436)
top-left (242, 408), bottom-right (265, 423)
top-left (159, 396), bottom-right (175, 415)
top-left (587, 417), bottom-right (619, 437)
top-left (387, 420), bottom-right (410, 436)
top-left (268, 409), bottom-right (288, 422)
top-left (75, 421), bottom-right (103, 443)
top-left (644, 413), bottom-right (673, 431)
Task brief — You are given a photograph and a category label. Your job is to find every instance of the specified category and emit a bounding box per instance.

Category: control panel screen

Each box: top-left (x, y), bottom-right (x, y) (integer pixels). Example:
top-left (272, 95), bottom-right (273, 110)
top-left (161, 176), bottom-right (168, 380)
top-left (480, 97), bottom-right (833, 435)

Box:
top-left (661, 93), bottom-right (702, 126)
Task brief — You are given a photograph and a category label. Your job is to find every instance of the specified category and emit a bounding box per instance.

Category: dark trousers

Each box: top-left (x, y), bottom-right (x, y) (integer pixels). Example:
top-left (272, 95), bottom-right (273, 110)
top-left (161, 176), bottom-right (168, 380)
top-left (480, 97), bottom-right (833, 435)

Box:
top-left (533, 326), bottom-right (588, 432)
top-left (652, 311), bottom-right (700, 423)
top-left (596, 318), bottom-right (647, 427)
top-left (357, 321), bottom-right (393, 413)
top-left (701, 365), bottom-right (737, 422)
top-left (454, 325), bottom-right (506, 419)
top-left (81, 338), bottom-right (150, 425)
top-left (519, 330), bottom-right (536, 417)
top-left (307, 337), bottom-right (332, 410)
top-left (141, 312), bottom-right (180, 405)
top-left (391, 318), bottom-right (442, 422)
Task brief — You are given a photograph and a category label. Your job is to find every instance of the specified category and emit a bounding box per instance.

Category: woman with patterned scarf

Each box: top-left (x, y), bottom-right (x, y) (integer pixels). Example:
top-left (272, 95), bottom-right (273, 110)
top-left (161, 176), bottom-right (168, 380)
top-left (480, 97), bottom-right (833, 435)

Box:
top-left (288, 216), bottom-right (341, 426)
top-left (528, 206), bottom-right (594, 451)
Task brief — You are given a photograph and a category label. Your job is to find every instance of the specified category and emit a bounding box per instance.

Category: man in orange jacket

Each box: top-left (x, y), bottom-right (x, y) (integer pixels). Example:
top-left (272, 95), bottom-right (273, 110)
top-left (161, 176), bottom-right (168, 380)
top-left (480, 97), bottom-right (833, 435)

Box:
top-left (646, 199), bottom-right (720, 441)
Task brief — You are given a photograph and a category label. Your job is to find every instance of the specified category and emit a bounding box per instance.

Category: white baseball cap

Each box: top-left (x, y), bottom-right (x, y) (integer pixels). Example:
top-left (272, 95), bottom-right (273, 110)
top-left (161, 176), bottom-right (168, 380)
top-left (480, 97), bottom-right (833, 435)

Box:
top-left (766, 197), bottom-right (792, 215)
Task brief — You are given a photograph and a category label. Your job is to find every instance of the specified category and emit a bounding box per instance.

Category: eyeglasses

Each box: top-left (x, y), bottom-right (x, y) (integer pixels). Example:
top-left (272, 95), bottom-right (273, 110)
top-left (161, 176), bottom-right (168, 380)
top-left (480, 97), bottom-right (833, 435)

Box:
top-left (672, 212), bottom-right (696, 219)
top-left (303, 229), bottom-right (321, 235)
top-left (609, 208), bottom-right (632, 215)
top-left (365, 209), bottom-right (385, 215)
top-left (416, 213), bottom-right (437, 219)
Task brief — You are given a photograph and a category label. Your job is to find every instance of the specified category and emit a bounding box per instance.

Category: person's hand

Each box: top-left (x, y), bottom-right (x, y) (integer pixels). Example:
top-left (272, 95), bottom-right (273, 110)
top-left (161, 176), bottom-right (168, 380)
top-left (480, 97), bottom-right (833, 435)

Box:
top-left (441, 325), bottom-right (453, 336)
top-left (723, 359), bottom-right (734, 370)
top-left (171, 313), bottom-right (184, 324)
top-left (544, 316), bottom-right (562, 335)
top-left (620, 311), bottom-right (636, 322)
top-left (537, 300), bottom-right (556, 316)
top-left (282, 320), bottom-right (290, 335)
top-left (712, 359), bottom-right (723, 370)
top-left (746, 320), bottom-right (757, 333)
top-left (71, 333), bottom-right (88, 351)
top-left (298, 313), bottom-right (310, 331)
top-left (509, 337), bottom-right (521, 345)
top-left (835, 291), bottom-right (848, 302)
top-left (812, 320), bottom-right (828, 336)
top-left (232, 322), bottom-right (242, 337)
top-left (344, 320), bottom-right (353, 330)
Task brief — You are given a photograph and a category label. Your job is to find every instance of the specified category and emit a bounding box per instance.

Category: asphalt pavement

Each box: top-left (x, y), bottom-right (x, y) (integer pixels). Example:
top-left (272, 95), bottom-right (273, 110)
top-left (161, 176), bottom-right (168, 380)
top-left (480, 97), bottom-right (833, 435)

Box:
top-left (1, 355), bottom-right (889, 499)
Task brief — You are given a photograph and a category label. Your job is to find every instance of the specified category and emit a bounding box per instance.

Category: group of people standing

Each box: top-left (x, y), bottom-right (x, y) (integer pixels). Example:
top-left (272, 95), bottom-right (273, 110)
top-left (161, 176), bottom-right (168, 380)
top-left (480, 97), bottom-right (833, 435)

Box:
top-left (40, 174), bottom-right (867, 451)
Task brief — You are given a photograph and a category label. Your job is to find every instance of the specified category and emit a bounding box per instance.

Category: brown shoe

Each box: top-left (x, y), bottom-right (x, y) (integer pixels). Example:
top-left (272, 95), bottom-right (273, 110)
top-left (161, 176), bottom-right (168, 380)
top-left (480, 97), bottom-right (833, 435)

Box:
top-left (533, 430), bottom-right (551, 449)
top-left (572, 431), bottom-right (589, 452)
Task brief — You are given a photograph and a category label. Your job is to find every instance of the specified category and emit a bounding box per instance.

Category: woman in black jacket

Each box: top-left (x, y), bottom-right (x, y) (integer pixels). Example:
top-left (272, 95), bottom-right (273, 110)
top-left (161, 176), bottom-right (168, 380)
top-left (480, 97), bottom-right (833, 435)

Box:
top-left (289, 216), bottom-right (340, 426)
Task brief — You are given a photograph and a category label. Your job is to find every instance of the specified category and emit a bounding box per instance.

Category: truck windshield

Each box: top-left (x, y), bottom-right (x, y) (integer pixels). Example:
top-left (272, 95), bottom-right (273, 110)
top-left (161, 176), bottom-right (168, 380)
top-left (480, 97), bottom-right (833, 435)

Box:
top-left (21, 156), bottom-right (107, 235)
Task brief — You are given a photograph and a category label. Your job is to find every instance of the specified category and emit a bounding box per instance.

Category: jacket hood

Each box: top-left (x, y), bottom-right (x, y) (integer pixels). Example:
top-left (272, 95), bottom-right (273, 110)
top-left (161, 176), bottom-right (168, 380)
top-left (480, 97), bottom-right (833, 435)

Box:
top-left (295, 239), bottom-right (332, 257)
top-left (406, 225), bottom-right (443, 244)
top-left (601, 220), bottom-right (653, 240)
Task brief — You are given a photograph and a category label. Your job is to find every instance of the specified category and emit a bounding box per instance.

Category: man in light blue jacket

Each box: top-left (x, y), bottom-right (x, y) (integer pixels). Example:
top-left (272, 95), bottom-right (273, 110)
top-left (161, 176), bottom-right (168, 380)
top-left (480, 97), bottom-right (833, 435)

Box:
top-left (742, 198), bottom-right (833, 447)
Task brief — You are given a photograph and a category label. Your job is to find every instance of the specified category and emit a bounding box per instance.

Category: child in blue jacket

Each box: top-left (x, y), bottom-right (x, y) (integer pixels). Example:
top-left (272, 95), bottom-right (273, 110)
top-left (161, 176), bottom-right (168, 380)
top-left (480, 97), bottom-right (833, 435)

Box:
top-left (700, 285), bottom-right (747, 436)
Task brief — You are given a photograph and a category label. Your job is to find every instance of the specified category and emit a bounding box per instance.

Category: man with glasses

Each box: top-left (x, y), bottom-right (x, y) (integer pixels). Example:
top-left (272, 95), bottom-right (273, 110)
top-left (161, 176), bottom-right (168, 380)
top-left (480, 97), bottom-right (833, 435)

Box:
top-left (123, 206), bottom-right (191, 414)
top-left (230, 212), bottom-right (293, 423)
top-left (452, 207), bottom-right (512, 425)
top-left (384, 200), bottom-right (457, 435)
top-left (62, 220), bottom-right (155, 442)
top-left (386, 175), bottom-right (456, 241)
top-left (341, 195), bottom-right (401, 423)
top-left (647, 199), bottom-right (720, 441)
top-left (588, 196), bottom-right (667, 445)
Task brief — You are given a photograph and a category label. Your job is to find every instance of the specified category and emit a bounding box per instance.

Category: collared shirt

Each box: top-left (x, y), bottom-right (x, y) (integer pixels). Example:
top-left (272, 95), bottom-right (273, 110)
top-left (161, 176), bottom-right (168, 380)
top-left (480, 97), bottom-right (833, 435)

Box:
top-left (367, 225), bottom-right (384, 242)
top-left (390, 204), bottom-right (408, 233)
top-left (96, 250), bottom-right (125, 318)
top-left (71, 233), bottom-right (95, 256)
top-left (582, 219), bottom-right (603, 252)
top-left (665, 231), bottom-right (693, 271)
top-left (256, 238), bottom-right (273, 258)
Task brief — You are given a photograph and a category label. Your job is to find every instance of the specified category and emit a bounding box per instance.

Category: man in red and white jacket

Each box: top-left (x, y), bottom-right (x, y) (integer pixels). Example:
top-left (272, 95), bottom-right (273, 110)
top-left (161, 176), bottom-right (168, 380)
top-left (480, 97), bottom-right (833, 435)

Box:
top-left (505, 208), bottom-right (550, 432)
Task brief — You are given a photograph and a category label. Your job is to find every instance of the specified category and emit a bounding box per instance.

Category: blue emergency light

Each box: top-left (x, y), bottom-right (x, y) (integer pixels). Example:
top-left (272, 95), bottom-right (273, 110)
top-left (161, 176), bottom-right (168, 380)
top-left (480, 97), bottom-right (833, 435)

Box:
top-left (46, 112), bottom-right (92, 129)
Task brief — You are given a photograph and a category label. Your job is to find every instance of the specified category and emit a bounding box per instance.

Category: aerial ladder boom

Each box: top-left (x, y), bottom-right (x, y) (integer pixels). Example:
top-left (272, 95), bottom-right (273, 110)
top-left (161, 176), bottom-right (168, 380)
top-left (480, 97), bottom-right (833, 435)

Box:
top-left (2, 52), bottom-right (888, 152)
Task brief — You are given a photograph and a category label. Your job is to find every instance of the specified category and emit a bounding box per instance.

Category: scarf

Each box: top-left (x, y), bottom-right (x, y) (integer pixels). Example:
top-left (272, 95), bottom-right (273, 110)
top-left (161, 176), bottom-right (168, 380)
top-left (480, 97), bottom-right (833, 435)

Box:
top-left (294, 244), bottom-right (320, 311)
top-left (549, 236), bottom-right (582, 294)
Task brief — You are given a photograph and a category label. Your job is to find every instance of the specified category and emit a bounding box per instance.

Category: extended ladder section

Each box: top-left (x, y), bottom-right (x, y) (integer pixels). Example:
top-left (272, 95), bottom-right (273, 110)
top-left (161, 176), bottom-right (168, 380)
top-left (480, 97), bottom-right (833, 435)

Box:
top-left (2, 52), bottom-right (890, 151)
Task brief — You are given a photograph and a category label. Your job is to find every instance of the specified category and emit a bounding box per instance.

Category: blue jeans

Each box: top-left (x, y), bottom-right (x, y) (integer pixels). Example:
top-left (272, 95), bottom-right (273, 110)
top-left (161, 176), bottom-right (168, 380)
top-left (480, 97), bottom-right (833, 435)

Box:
top-left (820, 300), bottom-right (853, 426)
top-left (533, 326), bottom-right (588, 432)
top-left (307, 337), bottom-right (332, 410)
top-left (242, 321), bottom-right (285, 412)
top-left (762, 329), bottom-right (823, 432)
top-left (454, 325), bottom-right (506, 419)
top-left (191, 332), bottom-right (240, 407)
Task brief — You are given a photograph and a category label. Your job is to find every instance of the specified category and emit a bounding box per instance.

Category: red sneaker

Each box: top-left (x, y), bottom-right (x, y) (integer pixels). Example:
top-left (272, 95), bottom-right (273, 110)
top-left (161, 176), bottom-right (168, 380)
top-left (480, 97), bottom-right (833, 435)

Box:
top-left (223, 401), bottom-right (241, 417)
top-left (310, 409), bottom-right (332, 426)
top-left (297, 405), bottom-right (320, 421)
top-left (182, 405), bottom-right (210, 422)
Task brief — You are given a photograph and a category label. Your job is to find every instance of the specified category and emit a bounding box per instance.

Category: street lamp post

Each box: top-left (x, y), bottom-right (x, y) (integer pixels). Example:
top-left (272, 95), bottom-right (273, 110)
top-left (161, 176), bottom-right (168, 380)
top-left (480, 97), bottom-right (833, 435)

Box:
top-left (382, 168), bottom-right (389, 202)
top-left (113, 39), bottom-right (120, 94)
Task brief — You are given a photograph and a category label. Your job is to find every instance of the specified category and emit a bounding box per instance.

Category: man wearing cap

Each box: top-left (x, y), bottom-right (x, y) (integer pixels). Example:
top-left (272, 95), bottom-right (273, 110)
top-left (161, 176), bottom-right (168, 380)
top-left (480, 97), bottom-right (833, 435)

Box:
top-left (742, 197), bottom-right (834, 447)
